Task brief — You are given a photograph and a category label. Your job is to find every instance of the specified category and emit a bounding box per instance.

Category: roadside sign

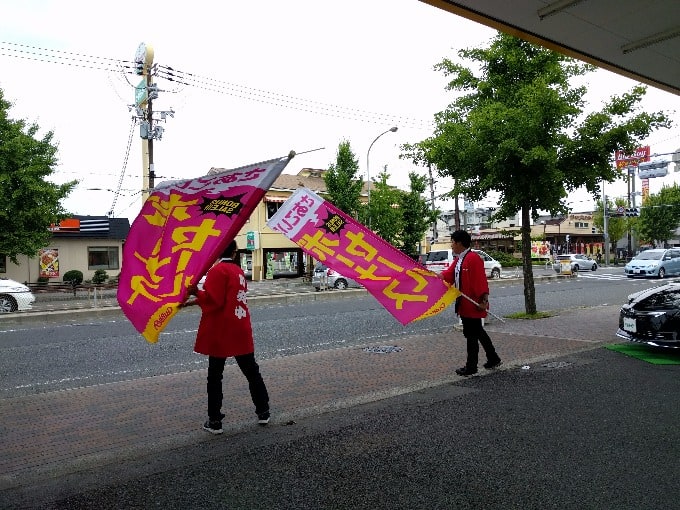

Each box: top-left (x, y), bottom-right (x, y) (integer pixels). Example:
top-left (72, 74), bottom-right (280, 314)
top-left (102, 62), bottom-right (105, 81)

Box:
top-left (135, 79), bottom-right (148, 106)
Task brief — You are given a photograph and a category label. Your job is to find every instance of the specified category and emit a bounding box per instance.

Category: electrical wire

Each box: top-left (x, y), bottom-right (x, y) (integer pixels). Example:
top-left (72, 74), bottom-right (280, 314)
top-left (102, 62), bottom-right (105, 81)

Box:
top-left (108, 117), bottom-right (138, 217)
top-left (0, 41), bottom-right (434, 129)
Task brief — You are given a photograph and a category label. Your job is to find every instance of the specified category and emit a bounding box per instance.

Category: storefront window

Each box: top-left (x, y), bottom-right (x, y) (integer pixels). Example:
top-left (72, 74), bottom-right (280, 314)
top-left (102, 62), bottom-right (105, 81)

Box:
top-left (88, 246), bottom-right (119, 270)
top-left (266, 201), bottom-right (282, 220)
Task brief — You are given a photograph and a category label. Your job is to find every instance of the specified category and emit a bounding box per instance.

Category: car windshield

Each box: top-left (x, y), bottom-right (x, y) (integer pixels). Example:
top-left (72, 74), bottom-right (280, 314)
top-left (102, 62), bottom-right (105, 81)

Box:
top-left (634, 251), bottom-right (664, 261)
top-left (426, 251), bottom-right (449, 262)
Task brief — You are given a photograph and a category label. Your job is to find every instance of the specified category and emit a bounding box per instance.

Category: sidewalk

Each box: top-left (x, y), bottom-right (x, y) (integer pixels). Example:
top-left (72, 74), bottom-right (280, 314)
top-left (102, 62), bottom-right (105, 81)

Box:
top-left (0, 295), bottom-right (620, 502)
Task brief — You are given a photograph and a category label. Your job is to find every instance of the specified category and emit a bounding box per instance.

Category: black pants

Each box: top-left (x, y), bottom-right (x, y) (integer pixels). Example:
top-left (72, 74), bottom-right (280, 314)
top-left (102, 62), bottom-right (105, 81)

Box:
top-left (460, 317), bottom-right (499, 369)
top-left (207, 353), bottom-right (269, 420)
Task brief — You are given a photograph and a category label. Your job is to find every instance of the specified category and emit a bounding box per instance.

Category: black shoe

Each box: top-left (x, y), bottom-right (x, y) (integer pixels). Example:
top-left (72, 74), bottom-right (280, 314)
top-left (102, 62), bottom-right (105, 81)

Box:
top-left (203, 419), bottom-right (223, 435)
top-left (257, 411), bottom-right (270, 426)
top-left (484, 358), bottom-right (502, 370)
top-left (455, 366), bottom-right (477, 376)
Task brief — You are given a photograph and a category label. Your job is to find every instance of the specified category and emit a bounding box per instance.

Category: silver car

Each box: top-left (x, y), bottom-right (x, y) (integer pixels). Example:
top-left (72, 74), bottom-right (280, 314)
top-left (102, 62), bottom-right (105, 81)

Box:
top-left (312, 263), bottom-right (362, 291)
top-left (553, 254), bottom-right (598, 273)
top-left (624, 248), bottom-right (680, 279)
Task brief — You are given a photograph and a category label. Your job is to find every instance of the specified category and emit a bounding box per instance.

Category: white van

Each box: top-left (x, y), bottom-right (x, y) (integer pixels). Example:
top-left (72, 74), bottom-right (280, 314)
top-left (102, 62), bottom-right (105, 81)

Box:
top-left (425, 249), bottom-right (502, 279)
top-left (425, 249), bottom-right (454, 274)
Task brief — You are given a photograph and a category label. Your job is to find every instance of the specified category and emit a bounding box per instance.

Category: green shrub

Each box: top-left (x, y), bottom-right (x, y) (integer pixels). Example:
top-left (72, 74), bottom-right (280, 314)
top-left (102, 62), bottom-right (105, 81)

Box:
top-left (63, 270), bottom-right (84, 285)
top-left (37, 276), bottom-right (49, 285)
top-left (487, 250), bottom-right (523, 267)
top-left (91, 269), bottom-right (109, 285)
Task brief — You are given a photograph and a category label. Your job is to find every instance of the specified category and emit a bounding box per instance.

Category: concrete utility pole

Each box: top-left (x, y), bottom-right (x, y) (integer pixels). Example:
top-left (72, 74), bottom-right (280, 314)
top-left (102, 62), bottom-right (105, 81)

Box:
top-left (603, 193), bottom-right (610, 266)
top-left (427, 164), bottom-right (437, 244)
top-left (131, 43), bottom-right (174, 205)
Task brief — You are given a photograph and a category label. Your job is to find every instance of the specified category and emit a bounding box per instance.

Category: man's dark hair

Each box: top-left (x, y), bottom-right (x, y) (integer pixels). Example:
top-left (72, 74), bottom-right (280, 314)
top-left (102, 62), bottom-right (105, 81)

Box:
top-left (451, 230), bottom-right (471, 248)
top-left (221, 239), bottom-right (238, 259)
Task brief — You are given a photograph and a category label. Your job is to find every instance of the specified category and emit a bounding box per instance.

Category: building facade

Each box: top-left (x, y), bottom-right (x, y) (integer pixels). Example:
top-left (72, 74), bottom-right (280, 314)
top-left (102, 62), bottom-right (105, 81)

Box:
top-left (2, 216), bottom-right (130, 284)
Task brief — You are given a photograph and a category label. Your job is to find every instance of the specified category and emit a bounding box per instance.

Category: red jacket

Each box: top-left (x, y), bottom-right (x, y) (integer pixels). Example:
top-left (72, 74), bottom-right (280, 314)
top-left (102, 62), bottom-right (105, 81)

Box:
top-left (441, 250), bottom-right (489, 319)
top-left (194, 260), bottom-right (254, 357)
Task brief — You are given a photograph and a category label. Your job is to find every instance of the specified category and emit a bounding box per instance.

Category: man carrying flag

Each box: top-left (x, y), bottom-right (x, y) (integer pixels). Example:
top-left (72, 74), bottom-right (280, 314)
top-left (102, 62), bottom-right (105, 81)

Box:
top-left (117, 153), bottom-right (294, 343)
top-left (441, 230), bottom-right (501, 376)
top-left (181, 239), bottom-right (270, 434)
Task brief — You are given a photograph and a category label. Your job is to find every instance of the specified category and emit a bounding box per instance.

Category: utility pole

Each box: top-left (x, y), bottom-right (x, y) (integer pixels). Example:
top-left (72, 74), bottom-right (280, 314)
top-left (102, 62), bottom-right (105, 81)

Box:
top-left (427, 164), bottom-right (437, 244)
top-left (132, 42), bottom-right (173, 204)
top-left (603, 193), bottom-right (610, 266)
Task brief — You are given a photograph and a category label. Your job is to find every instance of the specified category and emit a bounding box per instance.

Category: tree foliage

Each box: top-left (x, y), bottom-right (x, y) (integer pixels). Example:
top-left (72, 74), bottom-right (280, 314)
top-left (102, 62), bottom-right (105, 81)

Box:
top-left (323, 140), bottom-right (363, 218)
top-left (636, 185), bottom-right (680, 246)
top-left (403, 34), bottom-right (671, 314)
top-left (365, 167), bottom-right (403, 245)
top-left (398, 172), bottom-right (437, 258)
top-left (0, 89), bottom-right (77, 264)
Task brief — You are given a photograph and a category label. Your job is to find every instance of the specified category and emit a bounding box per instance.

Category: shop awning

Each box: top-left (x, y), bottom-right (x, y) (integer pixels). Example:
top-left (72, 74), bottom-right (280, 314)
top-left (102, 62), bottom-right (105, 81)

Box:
top-left (264, 195), bottom-right (288, 203)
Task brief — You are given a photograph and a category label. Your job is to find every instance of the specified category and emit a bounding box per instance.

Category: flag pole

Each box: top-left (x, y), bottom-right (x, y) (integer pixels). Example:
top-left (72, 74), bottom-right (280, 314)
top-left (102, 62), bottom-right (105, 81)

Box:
top-left (459, 291), bottom-right (505, 323)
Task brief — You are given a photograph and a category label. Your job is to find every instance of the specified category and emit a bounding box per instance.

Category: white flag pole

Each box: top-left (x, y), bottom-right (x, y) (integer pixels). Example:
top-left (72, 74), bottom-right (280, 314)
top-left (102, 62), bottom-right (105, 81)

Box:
top-left (458, 291), bottom-right (505, 323)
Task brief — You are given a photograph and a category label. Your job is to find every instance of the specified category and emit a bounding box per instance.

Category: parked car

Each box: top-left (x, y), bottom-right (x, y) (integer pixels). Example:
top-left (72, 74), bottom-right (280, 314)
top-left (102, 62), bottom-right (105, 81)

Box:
top-left (424, 249), bottom-right (454, 274)
top-left (617, 282), bottom-right (680, 348)
top-left (552, 254), bottom-right (598, 273)
top-left (0, 278), bottom-right (36, 313)
top-left (312, 262), bottom-right (362, 291)
top-left (474, 250), bottom-right (502, 279)
top-left (624, 248), bottom-right (680, 279)
top-left (425, 249), bottom-right (501, 279)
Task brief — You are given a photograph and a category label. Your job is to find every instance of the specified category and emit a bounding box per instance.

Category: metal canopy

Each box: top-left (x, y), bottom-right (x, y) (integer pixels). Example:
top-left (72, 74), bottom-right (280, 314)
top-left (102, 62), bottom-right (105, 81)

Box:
top-left (420, 0), bottom-right (680, 96)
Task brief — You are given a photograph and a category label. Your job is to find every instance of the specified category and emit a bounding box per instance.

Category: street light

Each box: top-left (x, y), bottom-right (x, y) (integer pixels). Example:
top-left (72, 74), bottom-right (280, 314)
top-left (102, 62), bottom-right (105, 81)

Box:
top-left (366, 126), bottom-right (398, 229)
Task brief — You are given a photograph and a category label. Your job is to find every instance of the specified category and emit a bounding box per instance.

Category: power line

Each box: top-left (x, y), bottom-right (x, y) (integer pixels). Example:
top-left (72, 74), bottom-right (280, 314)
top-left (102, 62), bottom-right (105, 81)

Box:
top-left (0, 41), bottom-right (434, 129)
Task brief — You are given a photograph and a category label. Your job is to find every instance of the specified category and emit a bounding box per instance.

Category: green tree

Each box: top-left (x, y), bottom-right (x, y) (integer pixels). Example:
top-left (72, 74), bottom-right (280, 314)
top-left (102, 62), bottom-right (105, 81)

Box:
top-left (0, 89), bottom-right (77, 264)
top-left (399, 171), bottom-right (437, 258)
top-left (405, 34), bottom-right (670, 314)
top-left (365, 167), bottom-right (403, 245)
top-left (323, 140), bottom-right (363, 218)
top-left (637, 185), bottom-right (680, 246)
top-left (593, 196), bottom-right (627, 261)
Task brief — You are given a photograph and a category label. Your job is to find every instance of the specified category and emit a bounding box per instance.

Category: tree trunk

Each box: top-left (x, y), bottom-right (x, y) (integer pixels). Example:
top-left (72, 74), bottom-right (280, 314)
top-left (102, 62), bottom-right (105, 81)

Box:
top-left (521, 206), bottom-right (537, 314)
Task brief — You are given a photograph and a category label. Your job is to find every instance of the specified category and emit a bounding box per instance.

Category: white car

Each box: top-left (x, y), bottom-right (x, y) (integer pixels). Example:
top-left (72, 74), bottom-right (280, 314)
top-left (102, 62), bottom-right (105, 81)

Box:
top-left (425, 249), bottom-right (502, 279)
top-left (0, 278), bottom-right (36, 313)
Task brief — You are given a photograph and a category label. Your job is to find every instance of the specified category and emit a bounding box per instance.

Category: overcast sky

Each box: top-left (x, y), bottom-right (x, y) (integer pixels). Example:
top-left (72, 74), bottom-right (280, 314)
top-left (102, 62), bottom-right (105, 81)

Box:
top-left (1, 0), bottom-right (679, 221)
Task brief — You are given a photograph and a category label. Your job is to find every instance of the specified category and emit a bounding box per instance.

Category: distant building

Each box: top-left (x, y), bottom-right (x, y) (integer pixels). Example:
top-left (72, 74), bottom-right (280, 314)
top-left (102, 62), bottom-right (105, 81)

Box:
top-left (2, 216), bottom-right (130, 284)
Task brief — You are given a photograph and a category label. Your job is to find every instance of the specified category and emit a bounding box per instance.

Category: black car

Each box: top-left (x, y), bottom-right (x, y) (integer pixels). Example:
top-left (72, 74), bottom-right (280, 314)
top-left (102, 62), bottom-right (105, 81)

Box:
top-left (617, 282), bottom-right (680, 349)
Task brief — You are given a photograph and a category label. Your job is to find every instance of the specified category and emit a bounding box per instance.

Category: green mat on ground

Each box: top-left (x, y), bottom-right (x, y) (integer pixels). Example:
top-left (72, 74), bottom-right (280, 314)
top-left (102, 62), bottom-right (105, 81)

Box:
top-left (605, 343), bottom-right (680, 365)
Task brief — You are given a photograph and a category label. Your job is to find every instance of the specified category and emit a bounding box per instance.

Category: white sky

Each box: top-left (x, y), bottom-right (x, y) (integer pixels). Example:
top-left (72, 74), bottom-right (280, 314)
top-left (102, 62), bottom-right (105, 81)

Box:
top-left (1, 0), bottom-right (679, 221)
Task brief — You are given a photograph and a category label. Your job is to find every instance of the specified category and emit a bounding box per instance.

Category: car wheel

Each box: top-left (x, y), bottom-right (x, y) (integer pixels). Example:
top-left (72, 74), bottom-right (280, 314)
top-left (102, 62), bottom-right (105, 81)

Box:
top-left (334, 279), bottom-right (348, 290)
top-left (591, 264), bottom-right (597, 271)
top-left (658, 268), bottom-right (666, 279)
top-left (491, 268), bottom-right (500, 279)
top-left (573, 264), bottom-right (579, 272)
top-left (0, 294), bottom-right (18, 313)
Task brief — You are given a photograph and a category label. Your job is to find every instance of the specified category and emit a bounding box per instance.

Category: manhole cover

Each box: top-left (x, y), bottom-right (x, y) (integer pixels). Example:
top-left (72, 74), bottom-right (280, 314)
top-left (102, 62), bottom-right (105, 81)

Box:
top-left (363, 345), bottom-right (403, 354)
top-left (541, 361), bottom-right (573, 369)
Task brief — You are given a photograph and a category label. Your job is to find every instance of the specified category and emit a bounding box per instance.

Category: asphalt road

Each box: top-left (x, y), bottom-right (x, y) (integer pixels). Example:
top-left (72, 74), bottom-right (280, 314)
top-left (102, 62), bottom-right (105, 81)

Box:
top-left (0, 271), bottom-right (663, 398)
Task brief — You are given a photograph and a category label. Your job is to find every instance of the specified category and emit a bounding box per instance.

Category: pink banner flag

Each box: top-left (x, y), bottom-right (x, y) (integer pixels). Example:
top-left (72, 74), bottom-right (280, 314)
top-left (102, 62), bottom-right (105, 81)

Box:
top-left (118, 153), bottom-right (294, 343)
top-left (267, 188), bottom-right (459, 324)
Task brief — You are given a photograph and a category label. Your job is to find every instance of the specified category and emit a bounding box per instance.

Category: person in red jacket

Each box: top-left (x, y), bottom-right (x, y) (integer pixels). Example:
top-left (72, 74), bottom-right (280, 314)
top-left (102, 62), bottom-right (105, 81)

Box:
top-left (440, 230), bottom-right (501, 376)
top-left (182, 240), bottom-right (270, 434)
